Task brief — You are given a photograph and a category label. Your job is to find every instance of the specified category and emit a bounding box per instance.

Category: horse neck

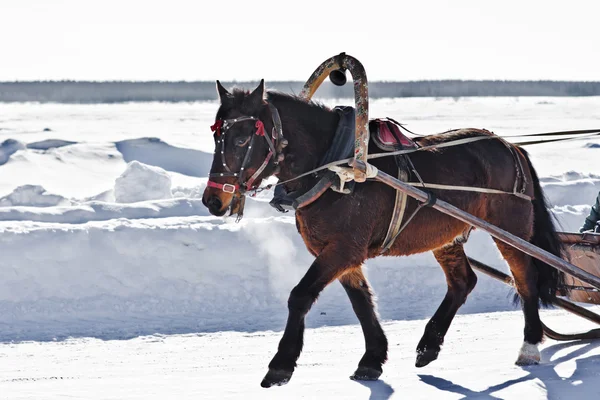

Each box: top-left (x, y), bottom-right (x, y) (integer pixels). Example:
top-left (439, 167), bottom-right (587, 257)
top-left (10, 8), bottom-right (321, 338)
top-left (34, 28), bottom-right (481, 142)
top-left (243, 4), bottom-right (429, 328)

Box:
top-left (268, 94), bottom-right (339, 191)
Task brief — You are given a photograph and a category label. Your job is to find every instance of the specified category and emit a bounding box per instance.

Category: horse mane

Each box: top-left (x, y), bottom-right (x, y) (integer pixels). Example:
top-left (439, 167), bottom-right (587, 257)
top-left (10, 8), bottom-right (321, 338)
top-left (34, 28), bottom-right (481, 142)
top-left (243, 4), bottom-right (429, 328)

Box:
top-left (265, 90), bottom-right (334, 119)
top-left (261, 90), bottom-right (340, 182)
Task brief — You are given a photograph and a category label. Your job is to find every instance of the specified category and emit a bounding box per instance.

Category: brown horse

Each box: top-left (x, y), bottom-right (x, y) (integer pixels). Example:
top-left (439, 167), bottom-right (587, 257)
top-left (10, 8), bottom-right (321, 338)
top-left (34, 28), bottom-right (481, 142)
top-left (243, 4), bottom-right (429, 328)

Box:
top-left (201, 80), bottom-right (566, 388)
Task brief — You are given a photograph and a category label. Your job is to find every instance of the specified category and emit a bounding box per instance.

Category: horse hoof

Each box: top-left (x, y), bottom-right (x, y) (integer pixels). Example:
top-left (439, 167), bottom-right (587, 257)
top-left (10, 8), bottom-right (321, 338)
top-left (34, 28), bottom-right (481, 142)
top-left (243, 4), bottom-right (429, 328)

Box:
top-left (260, 369), bottom-right (293, 388)
top-left (515, 342), bottom-right (540, 366)
top-left (350, 366), bottom-right (382, 381)
top-left (415, 348), bottom-right (439, 368)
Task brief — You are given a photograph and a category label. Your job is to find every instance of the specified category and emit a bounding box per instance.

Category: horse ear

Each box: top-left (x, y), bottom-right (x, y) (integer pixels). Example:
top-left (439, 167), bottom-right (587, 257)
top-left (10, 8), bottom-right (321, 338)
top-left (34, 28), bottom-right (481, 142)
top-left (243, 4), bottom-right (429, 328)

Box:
top-left (216, 80), bottom-right (233, 104)
top-left (246, 79), bottom-right (265, 110)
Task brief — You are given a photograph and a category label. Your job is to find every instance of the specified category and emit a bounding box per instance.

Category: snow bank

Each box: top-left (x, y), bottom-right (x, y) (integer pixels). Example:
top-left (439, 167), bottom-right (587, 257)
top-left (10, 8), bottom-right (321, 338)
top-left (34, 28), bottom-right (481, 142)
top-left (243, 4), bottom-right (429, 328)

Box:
top-left (0, 216), bottom-right (517, 341)
top-left (116, 137), bottom-right (213, 178)
top-left (114, 161), bottom-right (173, 203)
top-left (26, 139), bottom-right (77, 150)
top-left (0, 185), bottom-right (71, 207)
top-left (535, 172), bottom-right (600, 232)
top-left (0, 187), bottom-right (282, 224)
top-left (0, 137), bottom-right (213, 202)
top-left (0, 138), bottom-right (78, 166)
top-left (0, 142), bottom-right (125, 200)
top-left (0, 138), bottom-right (25, 165)
top-left (0, 199), bottom-right (210, 223)
top-left (540, 172), bottom-right (600, 208)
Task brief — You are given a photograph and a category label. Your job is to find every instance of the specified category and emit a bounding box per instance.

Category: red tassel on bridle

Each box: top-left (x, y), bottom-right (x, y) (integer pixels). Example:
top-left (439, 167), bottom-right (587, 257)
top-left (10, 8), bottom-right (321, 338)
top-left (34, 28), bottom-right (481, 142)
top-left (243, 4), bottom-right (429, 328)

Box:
top-left (255, 120), bottom-right (265, 136)
top-left (211, 120), bottom-right (223, 136)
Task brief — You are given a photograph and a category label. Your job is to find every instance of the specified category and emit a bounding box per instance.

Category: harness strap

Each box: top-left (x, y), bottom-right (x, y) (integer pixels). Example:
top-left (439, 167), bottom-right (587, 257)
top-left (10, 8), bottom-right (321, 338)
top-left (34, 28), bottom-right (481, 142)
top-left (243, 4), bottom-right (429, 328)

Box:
top-left (269, 103), bottom-right (284, 143)
top-left (237, 134), bottom-right (258, 184)
top-left (405, 182), bottom-right (532, 201)
top-left (379, 193), bottom-right (431, 254)
top-left (381, 166), bottom-right (409, 253)
top-left (246, 147), bottom-right (274, 191)
top-left (497, 136), bottom-right (528, 195)
top-left (207, 181), bottom-right (239, 193)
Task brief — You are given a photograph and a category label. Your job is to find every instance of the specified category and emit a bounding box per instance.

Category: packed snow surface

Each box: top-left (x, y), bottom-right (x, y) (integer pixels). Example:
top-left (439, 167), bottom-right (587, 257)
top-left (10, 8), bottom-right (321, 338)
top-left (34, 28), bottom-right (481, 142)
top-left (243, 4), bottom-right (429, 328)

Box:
top-left (2, 310), bottom-right (600, 399)
top-left (1, 96), bottom-right (600, 399)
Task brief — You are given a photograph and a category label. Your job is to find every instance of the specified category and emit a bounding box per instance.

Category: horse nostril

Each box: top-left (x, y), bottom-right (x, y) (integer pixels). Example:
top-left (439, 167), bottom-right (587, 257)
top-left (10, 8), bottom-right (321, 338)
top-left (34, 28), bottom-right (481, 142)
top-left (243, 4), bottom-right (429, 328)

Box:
top-left (207, 196), bottom-right (222, 211)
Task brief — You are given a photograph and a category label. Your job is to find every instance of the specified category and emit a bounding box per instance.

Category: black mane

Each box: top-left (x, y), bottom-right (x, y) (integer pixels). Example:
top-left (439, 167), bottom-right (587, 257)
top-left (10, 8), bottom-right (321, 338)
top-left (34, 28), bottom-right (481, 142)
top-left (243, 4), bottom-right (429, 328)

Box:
top-left (263, 90), bottom-right (340, 188)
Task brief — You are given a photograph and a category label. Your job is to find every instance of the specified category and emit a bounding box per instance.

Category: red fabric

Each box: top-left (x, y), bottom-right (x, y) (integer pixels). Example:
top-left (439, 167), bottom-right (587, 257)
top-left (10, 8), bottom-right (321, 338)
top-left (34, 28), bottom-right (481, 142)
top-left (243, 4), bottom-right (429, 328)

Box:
top-left (255, 120), bottom-right (265, 136)
top-left (377, 121), bottom-right (416, 147)
top-left (210, 120), bottom-right (223, 136)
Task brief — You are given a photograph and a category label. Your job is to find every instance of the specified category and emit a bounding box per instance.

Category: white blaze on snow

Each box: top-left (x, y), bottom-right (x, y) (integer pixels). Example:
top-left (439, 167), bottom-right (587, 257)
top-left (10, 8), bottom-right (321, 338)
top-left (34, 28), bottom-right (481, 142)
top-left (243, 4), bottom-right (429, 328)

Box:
top-left (114, 160), bottom-right (173, 203)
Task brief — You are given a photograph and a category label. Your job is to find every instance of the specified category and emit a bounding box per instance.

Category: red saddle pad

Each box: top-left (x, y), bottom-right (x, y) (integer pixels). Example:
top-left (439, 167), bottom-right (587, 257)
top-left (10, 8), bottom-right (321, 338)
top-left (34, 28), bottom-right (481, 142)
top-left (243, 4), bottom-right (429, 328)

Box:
top-left (373, 118), bottom-right (417, 149)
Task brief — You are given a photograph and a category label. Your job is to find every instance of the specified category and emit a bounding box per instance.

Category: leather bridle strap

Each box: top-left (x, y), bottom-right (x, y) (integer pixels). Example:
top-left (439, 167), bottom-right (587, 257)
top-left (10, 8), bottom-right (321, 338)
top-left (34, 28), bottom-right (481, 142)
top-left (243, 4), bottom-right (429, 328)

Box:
top-left (245, 125), bottom-right (277, 190)
top-left (208, 103), bottom-right (283, 195)
top-left (206, 180), bottom-right (240, 193)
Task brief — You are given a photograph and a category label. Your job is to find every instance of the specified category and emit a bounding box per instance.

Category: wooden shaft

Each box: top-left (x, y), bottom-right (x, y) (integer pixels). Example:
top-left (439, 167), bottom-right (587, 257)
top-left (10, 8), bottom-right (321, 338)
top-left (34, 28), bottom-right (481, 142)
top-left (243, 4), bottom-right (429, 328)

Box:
top-left (541, 322), bottom-right (600, 341)
top-left (467, 257), bottom-right (600, 336)
top-left (367, 164), bottom-right (600, 291)
top-left (467, 257), bottom-right (514, 286)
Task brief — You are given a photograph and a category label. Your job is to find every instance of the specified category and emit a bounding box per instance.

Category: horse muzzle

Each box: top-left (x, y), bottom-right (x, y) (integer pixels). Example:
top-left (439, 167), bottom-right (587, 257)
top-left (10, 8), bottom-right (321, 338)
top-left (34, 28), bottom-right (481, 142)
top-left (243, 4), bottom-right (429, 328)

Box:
top-left (202, 184), bottom-right (235, 216)
top-left (201, 194), bottom-right (226, 216)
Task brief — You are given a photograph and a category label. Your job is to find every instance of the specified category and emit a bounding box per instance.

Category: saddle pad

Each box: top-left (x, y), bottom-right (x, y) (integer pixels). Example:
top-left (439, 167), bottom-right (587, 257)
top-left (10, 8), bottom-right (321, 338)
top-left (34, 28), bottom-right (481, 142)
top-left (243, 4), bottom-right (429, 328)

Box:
top-left (371, 118), bottom-right (418, 151)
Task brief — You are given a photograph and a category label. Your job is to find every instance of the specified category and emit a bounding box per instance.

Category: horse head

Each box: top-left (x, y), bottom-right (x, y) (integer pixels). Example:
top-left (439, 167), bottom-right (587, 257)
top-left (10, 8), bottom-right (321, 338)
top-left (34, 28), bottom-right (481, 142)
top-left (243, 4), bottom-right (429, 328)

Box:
top-left (202, 79), bottom-right (282, 218)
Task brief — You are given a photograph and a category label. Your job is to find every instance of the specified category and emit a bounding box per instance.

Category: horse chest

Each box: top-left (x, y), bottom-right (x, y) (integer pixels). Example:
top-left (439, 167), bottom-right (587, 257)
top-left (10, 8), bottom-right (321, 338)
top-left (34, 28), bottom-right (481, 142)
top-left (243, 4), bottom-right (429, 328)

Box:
top-left (294, 212), bottom-right (328, 257)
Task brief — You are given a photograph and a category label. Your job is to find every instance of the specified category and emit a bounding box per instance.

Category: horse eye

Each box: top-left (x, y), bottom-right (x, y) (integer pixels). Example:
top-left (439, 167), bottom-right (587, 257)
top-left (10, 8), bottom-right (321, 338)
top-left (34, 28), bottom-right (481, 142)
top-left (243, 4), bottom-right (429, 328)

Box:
top-left (235, 136), bottom-right (251, 147)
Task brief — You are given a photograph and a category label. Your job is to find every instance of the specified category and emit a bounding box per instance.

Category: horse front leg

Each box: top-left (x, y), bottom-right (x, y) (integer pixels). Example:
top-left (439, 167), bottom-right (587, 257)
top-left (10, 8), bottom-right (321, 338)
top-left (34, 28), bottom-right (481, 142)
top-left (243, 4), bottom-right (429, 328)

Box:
top-left (260, 244), bottom-right (362, 388)
top-left (339, 267), bottom-right (388, 381)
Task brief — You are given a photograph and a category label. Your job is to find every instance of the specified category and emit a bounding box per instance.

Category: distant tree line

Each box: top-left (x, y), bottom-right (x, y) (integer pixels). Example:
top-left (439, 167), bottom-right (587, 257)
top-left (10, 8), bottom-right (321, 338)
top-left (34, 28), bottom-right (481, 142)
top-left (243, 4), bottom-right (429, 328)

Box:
top-left (1, 80), bottom-right (600, 103)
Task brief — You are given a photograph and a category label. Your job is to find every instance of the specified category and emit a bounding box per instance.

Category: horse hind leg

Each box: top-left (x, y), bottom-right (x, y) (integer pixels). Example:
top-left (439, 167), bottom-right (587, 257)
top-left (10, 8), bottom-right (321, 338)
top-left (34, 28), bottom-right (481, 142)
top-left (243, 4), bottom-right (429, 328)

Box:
top-left (416, 241), bottom-right (477, 367)
top-left (339, 267), bottom-right (388, 381)
top-left (492, 239), bottom-right (543, 365)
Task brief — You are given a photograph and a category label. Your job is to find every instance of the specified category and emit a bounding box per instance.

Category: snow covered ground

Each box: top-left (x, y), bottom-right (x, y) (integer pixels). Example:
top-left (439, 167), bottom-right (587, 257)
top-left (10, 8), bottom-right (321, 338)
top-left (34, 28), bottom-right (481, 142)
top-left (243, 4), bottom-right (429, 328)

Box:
top-left (1, 96), bottom-right (600, 398)
top-left (2, 310), bottom-right (600, 399)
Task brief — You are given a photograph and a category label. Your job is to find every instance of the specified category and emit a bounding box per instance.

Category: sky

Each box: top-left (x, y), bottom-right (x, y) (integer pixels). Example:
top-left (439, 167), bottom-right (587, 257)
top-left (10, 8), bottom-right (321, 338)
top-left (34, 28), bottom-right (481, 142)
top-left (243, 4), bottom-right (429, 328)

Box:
top-left (1, 0), bottom-right (599, 82)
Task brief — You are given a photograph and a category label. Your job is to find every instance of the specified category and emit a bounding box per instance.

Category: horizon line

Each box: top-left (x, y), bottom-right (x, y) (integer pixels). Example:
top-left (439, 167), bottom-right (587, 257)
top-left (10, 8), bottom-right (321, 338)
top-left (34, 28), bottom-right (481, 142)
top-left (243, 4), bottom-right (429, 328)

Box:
top-left (2, 79), bottom-right (600, 84)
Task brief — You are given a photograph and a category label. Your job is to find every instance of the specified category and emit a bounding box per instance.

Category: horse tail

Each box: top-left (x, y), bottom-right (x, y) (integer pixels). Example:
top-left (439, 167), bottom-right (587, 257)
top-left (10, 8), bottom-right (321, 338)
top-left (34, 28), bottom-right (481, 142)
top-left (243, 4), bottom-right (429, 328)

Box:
top-left (519, 147), bottom-right (568, 307)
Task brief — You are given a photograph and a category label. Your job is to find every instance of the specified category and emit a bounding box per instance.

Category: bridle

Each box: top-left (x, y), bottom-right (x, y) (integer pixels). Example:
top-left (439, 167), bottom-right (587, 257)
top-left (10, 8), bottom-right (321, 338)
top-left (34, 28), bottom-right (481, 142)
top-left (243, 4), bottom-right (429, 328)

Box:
top-left (207, 102), bottom-right (284, 196)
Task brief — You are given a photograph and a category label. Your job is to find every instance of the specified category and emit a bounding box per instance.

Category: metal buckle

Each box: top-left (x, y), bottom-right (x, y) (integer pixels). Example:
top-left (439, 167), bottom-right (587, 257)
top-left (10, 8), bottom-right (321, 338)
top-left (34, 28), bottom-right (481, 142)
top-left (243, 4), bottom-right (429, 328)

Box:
top-left (222, 184), bottom-right (236, 193)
